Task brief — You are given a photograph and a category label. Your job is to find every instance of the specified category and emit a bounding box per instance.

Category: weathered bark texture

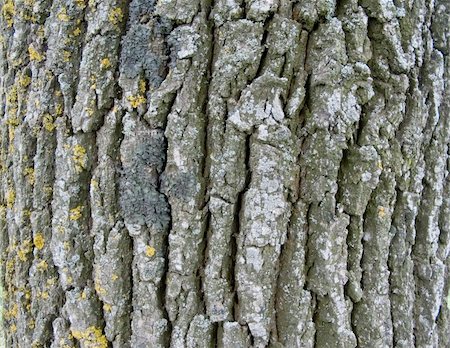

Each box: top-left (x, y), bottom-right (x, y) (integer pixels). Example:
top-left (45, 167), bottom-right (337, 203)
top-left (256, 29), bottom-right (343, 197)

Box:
top-left (0, 0), bottom-right (449, 347)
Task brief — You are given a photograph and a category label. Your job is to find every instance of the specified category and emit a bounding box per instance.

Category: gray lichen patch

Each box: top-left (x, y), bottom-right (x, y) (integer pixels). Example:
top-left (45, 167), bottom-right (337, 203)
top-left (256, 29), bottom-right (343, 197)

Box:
top-left (303, 195), bottom-right (356, 347)
top-left (228, 74), bottom-right (288, 134)
top-left (155, 0), bottom-right (199, 23)
top-left (63, 286), bottom-right (104, 343)
top-left (338, 145), bottom-right (381, 216)
top-left (117, 112), bottom-right (171, 346)
top-left (143, 60), bottom-right (189, 129)
top-left (67, 0), bottom-right (127, 133)
top-left (185, 315), bottom-right (214, 348)
top-left (210, 20), bottom-right (264, 99)
top-left (50, 124), bottom-right (96, 290)
top-left (235, 139), bottom-right (297, 345)
top-left (204, 197), bottom-right (236, 322)
top-left (262, 15), bottom-right (302, 78)
top-left (71, 37), bottom-right (119, 133)
top-left (119, 114), bottom-right (170, 232)
top-left (50, 317), bottom-right (75, 348)
top-left (246, 0), bottom-right (279, 22)
top-left (219, 321), bottom-right (251, 347)
top-left (93, 222), bottom-right (132, 345)
top-left (119, 23), bottom-right (169, 83)
top-left (276, 200), bottom-right (315, 347)
top-left (44, 0), bottom-right (87, 111)
top-left (168, 24), bottom-right (201, 61)
top-left (211, 0), bottom-right (244, 27)
top-left (293, 0), bottom-right (337, 30)
top-left (352, 173), bottom-right (397, 347)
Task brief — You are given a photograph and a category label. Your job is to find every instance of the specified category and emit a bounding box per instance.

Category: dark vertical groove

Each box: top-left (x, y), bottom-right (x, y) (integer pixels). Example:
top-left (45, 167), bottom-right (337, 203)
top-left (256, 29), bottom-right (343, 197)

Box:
top-left (231, 134), bottom-right (252, 320)
top-left (159, 159), bottom-right (173, 344)
top-left (253, 14), bottom-right (273, 79)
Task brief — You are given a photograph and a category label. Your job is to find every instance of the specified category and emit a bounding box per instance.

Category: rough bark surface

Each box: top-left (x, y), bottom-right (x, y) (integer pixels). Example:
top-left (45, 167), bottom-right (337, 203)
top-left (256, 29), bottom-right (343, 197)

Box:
top-left (0, 0), bottom-right (449, 347)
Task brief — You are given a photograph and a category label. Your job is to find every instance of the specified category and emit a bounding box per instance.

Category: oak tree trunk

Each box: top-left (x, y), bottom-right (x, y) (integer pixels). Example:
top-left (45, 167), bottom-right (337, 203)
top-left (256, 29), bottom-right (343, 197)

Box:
top-left (0, 0), bottom-right (449, 347)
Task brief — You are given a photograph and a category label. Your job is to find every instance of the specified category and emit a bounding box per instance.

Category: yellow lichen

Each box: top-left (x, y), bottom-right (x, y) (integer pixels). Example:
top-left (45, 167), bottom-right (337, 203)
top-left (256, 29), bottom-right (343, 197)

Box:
top-left (55, 103), bottom-right (63, 115)
top-left (447, 288), bottom-right (450, 311)
top-left (21, 12), bottom-right (37, 22)
top-left (6, 116), bottom-right (20, 126)
top-left (91, 179), bottom-right (99, 189)
top-left (80, 290), bottom-right (87, 299)
top-left (35, 26), bottom-right (44, 39)
top-left (6, 189), bottom-right (15, 209)
top-left (108, 7), bottom-right (123, 25)
top-left (28, 45), bottom-right (44, 62)
top-left (127, 95), bottom-right (146, 108)
top-left (9, 126), bottom-right (16, 145)
top-left (17, 239), bottom-right (33, 261)
top-left (63, 50), bottom-right (71, 62)
top-left (6, 85), bottom-right (18, 105)
top-left (24, 167), bottom-right (35, 185)
top-left (12, 58), bottom-right (23, 67)
top-left (19, 74), bottom-right (31, 88)
top-left (71, 326), bottom-right (108, 348)
top-left (103, 303), bottom-right (112, 312)
top-left (5, 303), bottom-right (18, 319)
top-left (5, 259), bottom-right (14, 272)
top-left (95, 282), bottom-right (106, 296)
top-left (378, 206), bottom-right (386, 218)
top-left (17, 249), bottom-right (27, 261)
top-left (72, 27), bottom-right (82, 36)
top-left (100, 58), bottom-right (111, 69)
top-left (2, 0), bottom-right (15, 27)
top-left (46, 277), bottom-right (57, 286)
top-left (56, 225), bottom-right (65, 234)
top-left (10, 324), bottom-right (17, 333)
top-left (75, 0), bottom-right (86, 9)
top-left (86, 106), bottom-right (95, 116)
top-left (44, 185), bottom-right (53, 197)
top-left (0, 205), bottom-right (6, 220)
top-left (33, 232), bottom-right (45, 250)
top-left (376, 161), bottom-right (383, 170)
top-left (43, 113), bottom-right (56, 132)
top-left (139, 79), bottom-right (146, 93)
top-left (69, 205), bottom-right (83, 221)
top-left (111, 274), bottom-right (118, 281)
top-left (57, 7), bottom-right (69, 21)
top-left (72, 144), bottom-right (87, 172)
top-left (145, 245), bottom-right (156, 257)
top-left (36, 259), bottom-right (48, 272)
top-left (38, 291), bottom-right (49, 299)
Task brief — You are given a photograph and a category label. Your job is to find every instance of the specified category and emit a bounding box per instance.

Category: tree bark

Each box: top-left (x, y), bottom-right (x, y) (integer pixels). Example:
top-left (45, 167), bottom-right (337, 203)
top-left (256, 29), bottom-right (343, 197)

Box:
top-left (0, 0), bottom-right (449, 347)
